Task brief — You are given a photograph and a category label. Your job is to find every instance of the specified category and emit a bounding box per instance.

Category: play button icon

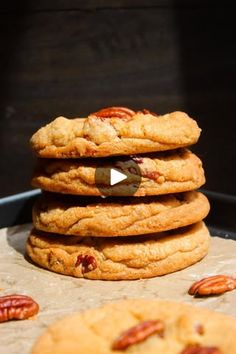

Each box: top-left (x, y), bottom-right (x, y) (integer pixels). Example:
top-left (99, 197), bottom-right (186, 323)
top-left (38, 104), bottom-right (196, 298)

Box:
top-left (110, 169), bottom-right (127, 186)
top-left (95, 157), bottom-right (141, 196)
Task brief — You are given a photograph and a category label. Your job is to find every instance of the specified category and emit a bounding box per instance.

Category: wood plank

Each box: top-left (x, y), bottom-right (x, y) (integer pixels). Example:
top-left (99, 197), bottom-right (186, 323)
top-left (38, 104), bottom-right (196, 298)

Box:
top-left (0, 8), bottom-right (183, 121)
top-left (0, 0), bottom-right (172, 13)
top-left (1, 0), bottom-right (232, 13)
top-left (174, 7), bottom-right (236, 195)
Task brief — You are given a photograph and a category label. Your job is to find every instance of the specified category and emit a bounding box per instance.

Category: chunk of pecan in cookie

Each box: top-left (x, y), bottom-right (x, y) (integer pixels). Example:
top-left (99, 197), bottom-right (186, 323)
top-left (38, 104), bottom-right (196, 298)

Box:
top-left (75, 255), bottom-right (97, 274)
top-left (194, 323), bottom-right (204, 335)
top-left (91, 107), bottom-right (135, 119)
top-left (127, 166), bottom-right (137, 175)
top-left (0, 295), bottom-right (39, 323)
top-left (188, 275), bottom-right (236, 296)
top-left (141, 171), bottom-right (160, 181)
top-left (138, 108), bottom-right (158, 116)
top-left (130, 155), bottom-right (144, 164)
top-left (181, 345), bottom-right (221, 354)
top-left (112, 319), bottom-right (164, 350)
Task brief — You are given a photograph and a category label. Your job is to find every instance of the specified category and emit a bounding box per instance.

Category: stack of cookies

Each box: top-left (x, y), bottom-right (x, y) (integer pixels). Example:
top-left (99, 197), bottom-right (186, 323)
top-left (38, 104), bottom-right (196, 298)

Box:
top-left (27, 107), bottom-right (210, 280)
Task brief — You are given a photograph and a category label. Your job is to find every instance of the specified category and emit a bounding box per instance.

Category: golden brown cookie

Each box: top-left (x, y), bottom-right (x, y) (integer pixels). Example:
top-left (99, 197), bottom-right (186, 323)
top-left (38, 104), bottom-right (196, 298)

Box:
top-left (32, 191), bottom-right (210, 237)
top-left (32, 149), bottom-right (205, 197)
top-left (30, 109), bottom-right (201, 158)
top-left (27, 222), bottom-right (210, 280)
top-left (31, 297), bottom-right (236, 354)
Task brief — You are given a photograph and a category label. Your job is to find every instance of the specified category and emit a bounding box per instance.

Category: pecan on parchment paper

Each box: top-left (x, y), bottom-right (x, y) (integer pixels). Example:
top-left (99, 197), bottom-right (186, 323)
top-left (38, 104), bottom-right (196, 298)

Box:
top-left (189, 275), bottom-right (236, 296)
top-left (112, 319), bottom-right (164, 350)
top-left (0, 294), bottom-right (39, 323)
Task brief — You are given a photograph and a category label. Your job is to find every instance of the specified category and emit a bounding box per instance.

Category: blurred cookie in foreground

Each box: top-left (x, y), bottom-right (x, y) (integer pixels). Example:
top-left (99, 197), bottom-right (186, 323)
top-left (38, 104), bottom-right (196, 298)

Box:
top-left (31, 298), bottom-right (236, 353)
top-left (26, 222), bottom-right (210, 280)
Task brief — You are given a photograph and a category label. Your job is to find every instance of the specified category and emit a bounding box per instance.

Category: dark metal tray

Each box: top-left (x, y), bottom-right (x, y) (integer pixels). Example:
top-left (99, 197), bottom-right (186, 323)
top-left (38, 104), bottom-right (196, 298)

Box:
top-left (0, 189), bottom-right (235, 240)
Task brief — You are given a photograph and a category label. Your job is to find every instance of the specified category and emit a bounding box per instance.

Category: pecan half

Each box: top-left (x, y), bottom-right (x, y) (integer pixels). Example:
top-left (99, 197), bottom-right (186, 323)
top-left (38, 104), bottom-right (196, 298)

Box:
top-left (181, 345), bottom-right (221, 354)
top-left (112, 319), bottom-right (164, 350)
top-left (195, 323), bottom-right (204, 335)
top-left (139, 108), bottom-right (158, 116)
top-left (0, 295), bottom-right (39, 323)
top-left (141, 171), bottom-right (160, 180)
top-left (130, 155), bottom-right (144, 164)
top-left (128, 166), bottom-right (138, 175)
top-left (75, 255), bottom-right (97, 273)
top-left (188, 275), bottom-right (236, 296)
top-left (92, 106), bottom-right (135, 119)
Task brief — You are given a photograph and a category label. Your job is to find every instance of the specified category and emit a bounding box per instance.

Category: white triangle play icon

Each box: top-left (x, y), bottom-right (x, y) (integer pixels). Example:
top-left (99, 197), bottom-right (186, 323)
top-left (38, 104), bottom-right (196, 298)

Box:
top-left (110, 169), bottom-right (127, 186)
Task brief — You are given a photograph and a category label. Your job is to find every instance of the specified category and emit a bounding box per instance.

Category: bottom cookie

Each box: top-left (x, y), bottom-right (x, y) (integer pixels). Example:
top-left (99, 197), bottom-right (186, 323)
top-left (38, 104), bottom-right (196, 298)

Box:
top-left (31, 298), bottom-right (236, 354)
top-left (26, 222), bottom-right (210, 280)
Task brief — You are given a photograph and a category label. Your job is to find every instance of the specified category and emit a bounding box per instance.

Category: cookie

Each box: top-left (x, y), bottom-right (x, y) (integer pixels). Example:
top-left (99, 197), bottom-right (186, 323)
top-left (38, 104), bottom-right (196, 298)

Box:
top-left (31, 297), bottom-right (236, 354)
top-left (30, 108), bottom-right (201, 158)
top-left (32, 191), bottom-right (210, 237)
top-left (27, 222), bottom-right (210, 280)
top-left (32, 149), bottom-right (205, 197)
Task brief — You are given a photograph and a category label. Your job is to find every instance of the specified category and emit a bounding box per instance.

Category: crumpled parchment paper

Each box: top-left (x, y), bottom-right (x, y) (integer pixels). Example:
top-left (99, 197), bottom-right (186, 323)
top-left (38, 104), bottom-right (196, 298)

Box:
top-left (0, 224), bottom-right (236, 354)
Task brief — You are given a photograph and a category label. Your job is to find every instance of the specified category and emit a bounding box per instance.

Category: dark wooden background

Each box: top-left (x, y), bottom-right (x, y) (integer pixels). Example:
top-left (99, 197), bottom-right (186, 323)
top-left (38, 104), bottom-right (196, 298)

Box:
top-left (0, 0), bottom-right (235, 198)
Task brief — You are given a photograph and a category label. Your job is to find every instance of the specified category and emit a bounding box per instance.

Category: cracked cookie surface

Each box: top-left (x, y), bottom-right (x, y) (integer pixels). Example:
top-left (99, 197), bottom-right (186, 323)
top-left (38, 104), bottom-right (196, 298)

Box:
top-left (32, 149), bottom-right (205, 196)
top-left (27, 222), bottom-right (210, 280)
top-left (30, 111), bottom-right (201, 158)
top-left (31, 298), bottom-right (236, 354)
top-left (32, 191), bottom-right (210, 237)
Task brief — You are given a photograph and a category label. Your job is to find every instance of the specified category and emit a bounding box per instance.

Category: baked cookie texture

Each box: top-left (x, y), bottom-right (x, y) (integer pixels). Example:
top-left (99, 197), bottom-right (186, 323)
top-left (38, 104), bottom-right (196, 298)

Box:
top-left (30, 111), bottom-right (201, 158)
top-left (31, 298), bottom-right (236, 354)
top-left (26, 222), bottom-right (210, 280)
top-left (32, 149), bottom-right (205, 197)
top-left (32, 191), bottom-right (210, 237)
top-left (29, 107), bottom-right (211, 282)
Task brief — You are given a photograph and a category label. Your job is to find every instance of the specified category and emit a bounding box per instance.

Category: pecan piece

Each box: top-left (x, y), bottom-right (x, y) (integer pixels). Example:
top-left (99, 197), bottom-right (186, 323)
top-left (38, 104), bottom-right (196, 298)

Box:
top-left (181, 345), bottom-right (221, 354)
top-left (141, 170), bottom-right (160, 180)
top-left (188, 275), bottom-right (236, 296)
top-left (75, 255), bottom-right (97, 273)
top-left (92, 106), bottom-right (135, 119)
top-left (130, 155), bottom-right (144, 164)
top-left (0, 295), bottom-right (39, 323)
top-left (195, 323), bottom-right (204, 335)
top-left (112, 319), bottom-right (164, 350)
top-left (128, 166), bottom-right (138, 175)
top-left (140, 108), bottom-right (158, 116)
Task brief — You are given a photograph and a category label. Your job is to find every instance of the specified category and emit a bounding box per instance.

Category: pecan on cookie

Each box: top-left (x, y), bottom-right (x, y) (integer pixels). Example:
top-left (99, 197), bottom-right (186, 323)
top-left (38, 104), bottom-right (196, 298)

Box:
top-left (91, 106), bottom-right (135, 119)
top-left (75, 255), bottom-right (97, 273)
top-left (181, 345), bottom-right (220, 354)
top-left (112, 319), bottom-right (164, 350)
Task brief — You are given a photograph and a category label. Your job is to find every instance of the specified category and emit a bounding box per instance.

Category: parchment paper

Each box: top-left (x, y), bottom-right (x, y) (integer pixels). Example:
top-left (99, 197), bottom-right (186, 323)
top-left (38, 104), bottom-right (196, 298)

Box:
top-left (0, 224), bottom-right (236, 354)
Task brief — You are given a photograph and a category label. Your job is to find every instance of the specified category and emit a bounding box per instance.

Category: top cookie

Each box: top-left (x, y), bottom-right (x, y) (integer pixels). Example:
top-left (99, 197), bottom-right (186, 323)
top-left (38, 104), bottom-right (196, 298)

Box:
top-left (30, 107), bottom-right (201, 158)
